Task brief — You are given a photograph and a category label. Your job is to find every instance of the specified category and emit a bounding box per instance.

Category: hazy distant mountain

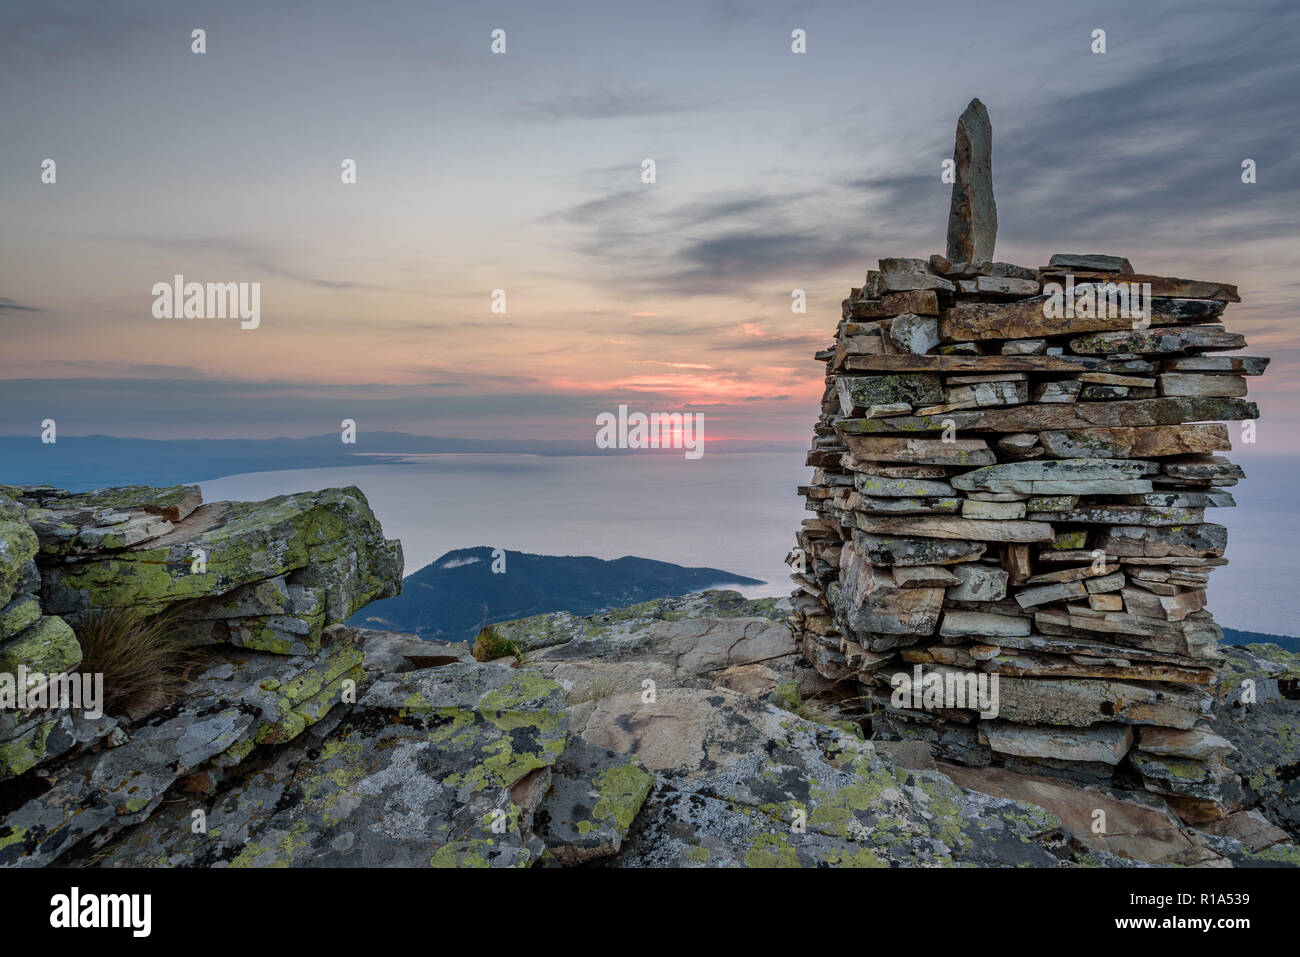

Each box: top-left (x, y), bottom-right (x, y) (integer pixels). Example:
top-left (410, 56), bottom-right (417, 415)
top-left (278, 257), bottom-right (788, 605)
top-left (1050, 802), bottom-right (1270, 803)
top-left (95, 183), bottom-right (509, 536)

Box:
top-left (0, 432), bottom-right (802, 490)
top-left (1221, 628), bottom-right (1300, 654)
top-left (347, 546), bottom-right (764, 640)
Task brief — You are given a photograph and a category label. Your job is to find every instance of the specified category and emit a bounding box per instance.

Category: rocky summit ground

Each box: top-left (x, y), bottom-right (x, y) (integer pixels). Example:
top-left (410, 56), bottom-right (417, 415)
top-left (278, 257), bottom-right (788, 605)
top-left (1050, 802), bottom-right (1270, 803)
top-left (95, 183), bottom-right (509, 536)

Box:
top-left (1, 591), bottom-right (1293, 868)
top-left (1, 483), bottom-right (1296, 868)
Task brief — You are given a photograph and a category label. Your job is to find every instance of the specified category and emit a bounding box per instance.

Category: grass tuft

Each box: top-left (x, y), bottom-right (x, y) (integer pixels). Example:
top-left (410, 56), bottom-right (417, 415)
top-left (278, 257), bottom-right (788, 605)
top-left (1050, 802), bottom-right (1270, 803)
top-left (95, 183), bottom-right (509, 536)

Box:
top-left (76, 606), bottom-right (196, 715)
top-left (471, 625), bottom-right (526, 663)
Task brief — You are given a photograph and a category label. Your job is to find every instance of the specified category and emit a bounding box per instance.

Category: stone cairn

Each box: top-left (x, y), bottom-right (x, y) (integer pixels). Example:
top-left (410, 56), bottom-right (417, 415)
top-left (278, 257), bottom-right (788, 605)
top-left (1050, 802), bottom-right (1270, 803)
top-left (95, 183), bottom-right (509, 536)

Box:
top-left (788, 99), bottom-right (1267, 823)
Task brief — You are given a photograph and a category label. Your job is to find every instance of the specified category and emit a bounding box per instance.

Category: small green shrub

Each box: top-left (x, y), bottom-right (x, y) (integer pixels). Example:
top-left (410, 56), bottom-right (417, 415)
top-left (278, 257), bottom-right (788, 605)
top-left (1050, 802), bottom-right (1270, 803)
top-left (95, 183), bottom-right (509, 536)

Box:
top-left (471, 625), bottom-right (525, 663)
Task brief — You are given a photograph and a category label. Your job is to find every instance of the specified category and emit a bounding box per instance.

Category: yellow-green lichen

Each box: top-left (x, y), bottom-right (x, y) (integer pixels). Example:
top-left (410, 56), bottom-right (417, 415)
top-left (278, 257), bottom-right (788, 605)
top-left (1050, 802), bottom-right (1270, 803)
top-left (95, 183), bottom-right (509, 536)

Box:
top-left (591, 761), bottom-right (654, 831)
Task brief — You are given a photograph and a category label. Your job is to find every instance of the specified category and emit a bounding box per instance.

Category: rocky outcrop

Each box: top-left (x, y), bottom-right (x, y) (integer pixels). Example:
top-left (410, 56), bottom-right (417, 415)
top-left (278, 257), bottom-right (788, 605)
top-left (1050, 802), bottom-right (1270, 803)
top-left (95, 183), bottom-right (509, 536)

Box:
top-left (5, 585), bottom-right (1109, 869)
top-left (1, 480), bottom-right (1294, 867)
top-left (0, 483), bottom-right (401, 786)
top-left (16, 483), bottom-right (404, 654)
top-left (495, 591), bottom-right (831, 709)
top-left (1210, 644), bottom-right (1300, 840)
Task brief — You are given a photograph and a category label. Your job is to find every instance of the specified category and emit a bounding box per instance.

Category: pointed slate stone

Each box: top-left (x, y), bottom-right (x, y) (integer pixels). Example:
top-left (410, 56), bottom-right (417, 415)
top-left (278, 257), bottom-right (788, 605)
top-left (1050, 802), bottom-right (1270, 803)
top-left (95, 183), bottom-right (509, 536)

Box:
top-left (946, 99), bottom-right (997, 263)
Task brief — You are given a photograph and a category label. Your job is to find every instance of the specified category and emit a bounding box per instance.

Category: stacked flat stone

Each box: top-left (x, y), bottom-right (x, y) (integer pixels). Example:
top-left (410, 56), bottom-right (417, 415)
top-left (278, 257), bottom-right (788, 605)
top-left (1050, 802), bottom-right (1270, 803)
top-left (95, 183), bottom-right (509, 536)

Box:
top-left (788, 251), bottom-right (1266, 823)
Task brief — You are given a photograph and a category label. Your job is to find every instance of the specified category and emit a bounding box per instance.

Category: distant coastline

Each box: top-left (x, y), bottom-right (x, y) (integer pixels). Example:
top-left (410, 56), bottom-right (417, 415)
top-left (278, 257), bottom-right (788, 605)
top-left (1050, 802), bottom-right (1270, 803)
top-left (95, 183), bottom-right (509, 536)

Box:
top-left (0, 432), bottom-right (803, 491)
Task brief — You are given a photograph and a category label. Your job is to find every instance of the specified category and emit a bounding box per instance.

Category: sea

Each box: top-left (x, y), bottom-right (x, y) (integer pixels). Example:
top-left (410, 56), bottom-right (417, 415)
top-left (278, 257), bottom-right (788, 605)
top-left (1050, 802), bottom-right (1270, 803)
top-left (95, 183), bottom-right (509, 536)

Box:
top-left (201, 451), bottom-right (1300, 638)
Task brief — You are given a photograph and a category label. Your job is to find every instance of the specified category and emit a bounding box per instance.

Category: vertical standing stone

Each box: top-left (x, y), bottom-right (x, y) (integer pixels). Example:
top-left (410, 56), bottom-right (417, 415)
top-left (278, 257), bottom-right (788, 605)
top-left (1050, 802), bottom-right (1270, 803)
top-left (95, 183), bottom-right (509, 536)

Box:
top-left (946, 98), bottom-right (997, 264)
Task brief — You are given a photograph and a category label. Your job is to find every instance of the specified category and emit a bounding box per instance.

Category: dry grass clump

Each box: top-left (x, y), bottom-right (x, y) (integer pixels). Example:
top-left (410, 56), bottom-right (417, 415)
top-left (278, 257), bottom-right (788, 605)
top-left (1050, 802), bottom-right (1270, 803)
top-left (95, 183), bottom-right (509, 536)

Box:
top-left (76, 606), bottom-right (196, 714)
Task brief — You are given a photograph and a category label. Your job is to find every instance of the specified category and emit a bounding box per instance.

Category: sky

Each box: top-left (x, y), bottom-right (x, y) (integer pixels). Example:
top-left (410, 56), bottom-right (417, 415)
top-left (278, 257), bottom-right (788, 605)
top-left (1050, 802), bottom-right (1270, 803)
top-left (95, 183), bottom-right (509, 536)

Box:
top-left (1, 0), bottom-right (1298, 448)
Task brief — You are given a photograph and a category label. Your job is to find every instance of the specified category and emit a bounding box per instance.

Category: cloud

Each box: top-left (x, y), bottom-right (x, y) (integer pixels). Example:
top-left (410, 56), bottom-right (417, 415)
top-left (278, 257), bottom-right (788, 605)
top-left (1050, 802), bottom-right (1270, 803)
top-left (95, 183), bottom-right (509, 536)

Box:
top-left (844, 3), bottom-right (1300, 254)
top-left (39, 360), bottom-right (209, 378)
top-left (709, 328), bottom-right (826, 352)
top-left (0, 1), bottom-right (151, 69)
top-left (130, 237), bottom-right (388, 292)
top-left (0, 298), bottom-right (43, 313)
top-left (666, 230), bottom-right (864, 294)
top-left (0, 376), bottom-right (745, 440)
top-left (515, 90), bottom-right (718, 121)
top-left (552, 181), bottom-right (875, 297)
top-left (549, 1), bottom-right (1300, 301)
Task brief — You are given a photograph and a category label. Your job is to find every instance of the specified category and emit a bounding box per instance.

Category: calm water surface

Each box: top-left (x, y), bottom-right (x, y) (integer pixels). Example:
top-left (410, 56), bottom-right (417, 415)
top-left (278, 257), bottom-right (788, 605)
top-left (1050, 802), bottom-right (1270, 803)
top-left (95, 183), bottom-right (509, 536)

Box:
top-left (201, 451), bottom-right (1299, 637)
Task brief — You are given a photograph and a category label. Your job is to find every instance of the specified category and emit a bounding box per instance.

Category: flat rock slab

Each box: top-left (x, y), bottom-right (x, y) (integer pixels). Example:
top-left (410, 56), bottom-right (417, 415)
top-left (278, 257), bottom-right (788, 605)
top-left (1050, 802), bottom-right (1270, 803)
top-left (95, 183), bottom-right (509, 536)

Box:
top-left (878, 257), bottom-right (956, 293)
top-left (953, 459), bottom-right (1155, 493)
top-left (837, 374), bottom-right (944, 412)
top-left (1028, 505), bottom-right (1202, 526)
top-left (947, 563), bottom-right (1009, 601)
top-left (843, 354), bottom-right (1092, 373)
top-left (941, 296), bottom-right (1132, 342)
top-left (842, 397), bottom-right (1259, 434)
top-left (498, 590), bottom-right (808, 701)
top-left (1158, 373), bottom-right (1247, 397)
top-left (1039, 424), bottom-right (1230, 459)
top-left (1137, 726), bottom-right (1234, 761)
top-left (854, 533), bottom-right (987, 567)
top-left (843, 435), bottom-right (995, 467)
top-left (940, 610), bottom-right (1032, 637)
top-left (1040, 271), bottom-right (1240, 302)
top-left (989, 670), bottom-right (1210, 729)
top-left (982, 721), bottom-right (1134, 764)
top-left (837, 542), bottom-right (944, 636)
top-left (1095, 523), bottom-right (1227, 558)
top-left (939, 764), bottom-right (1258, 865)
top-left (856, 474), bottom-right (957, 498)
top-left (1068, 325), bottom-right (1245, 354)
top-left (494, 589), bottom-right (788, 652)
top-left (856, 515), bottom-right (1054, 543)
top-left (1163, 356), bottom-right (1268, 375)
top-left (346, 626), bottom-right (475, 674)
top-left (1046, 254), bottom-right (1134, 273)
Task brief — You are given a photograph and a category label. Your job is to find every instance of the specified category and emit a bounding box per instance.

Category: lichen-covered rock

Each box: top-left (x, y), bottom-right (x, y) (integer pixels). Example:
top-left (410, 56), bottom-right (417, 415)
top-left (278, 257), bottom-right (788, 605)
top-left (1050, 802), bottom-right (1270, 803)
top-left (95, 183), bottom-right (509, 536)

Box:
top-left (5, 484), bottom-right (201, 558)
top-left (345, 625), bottom-right (474, 675)
top-left (37, 485), bottom-right (402, 654)
top-left (587, 687), bottom-right (1083, 867)
top-left (0, 631), bottom-right (365, 866)
top-left (1211, 644), bottom-right (1300, 840)
top-left (0, 596), bottom-right (41, 641)
top-left (494, 590), bottom-right (827, 708)
top-left (0, 492), bottom-right (87, 783)
top-left (0, 498), bottom-right (39, 609)
top-left (5, 549), bottom-right (1295, 871)
top-left (533, 736), bottom-right (653, 864)
top-left (0, 706), bottom-right (118, 783)
top-left (0, 616), bottom-right (81, 687)
top-left (86, 662), bottom-right (570, 868)
top-left (495, 589), bottom-right (789, 651)
top-left (940, 763), bottom-right (1282, 866)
